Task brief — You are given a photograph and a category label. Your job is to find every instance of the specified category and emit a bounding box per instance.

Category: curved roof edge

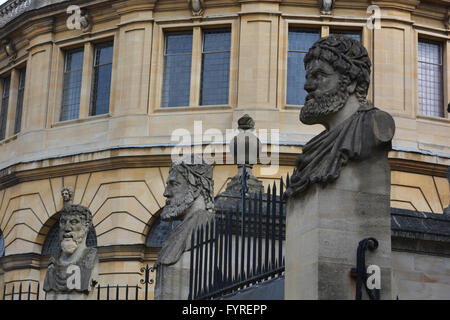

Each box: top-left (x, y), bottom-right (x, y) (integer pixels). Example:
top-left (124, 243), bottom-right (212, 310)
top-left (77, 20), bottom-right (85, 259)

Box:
top-left (0, 0), bottom-right (69, 29)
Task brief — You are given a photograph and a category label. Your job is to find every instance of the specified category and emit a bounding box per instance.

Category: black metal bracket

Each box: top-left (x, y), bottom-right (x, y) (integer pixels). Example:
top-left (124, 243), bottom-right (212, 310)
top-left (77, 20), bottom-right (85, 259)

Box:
top-left (140, 264), bottom-right (155, 286)
top-left (350, 237), bottom-right (380, 300)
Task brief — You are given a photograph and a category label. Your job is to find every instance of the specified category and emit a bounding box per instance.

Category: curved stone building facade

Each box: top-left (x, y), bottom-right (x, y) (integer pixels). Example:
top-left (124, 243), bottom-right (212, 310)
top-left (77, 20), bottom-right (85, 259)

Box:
top-left (0, 0), bottom-right (448, 299)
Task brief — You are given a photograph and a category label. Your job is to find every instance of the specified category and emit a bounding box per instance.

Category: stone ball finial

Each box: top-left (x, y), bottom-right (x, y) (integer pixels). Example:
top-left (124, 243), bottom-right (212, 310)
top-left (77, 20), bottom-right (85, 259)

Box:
top-left (238, 114), bottom-right (255, 131)
top-left (230, 115), bottom-right (260, 165)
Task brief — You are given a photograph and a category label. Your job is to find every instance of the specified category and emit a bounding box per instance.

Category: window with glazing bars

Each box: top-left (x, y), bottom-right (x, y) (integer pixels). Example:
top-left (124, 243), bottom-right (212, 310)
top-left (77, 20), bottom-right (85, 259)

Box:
top-left (200, 28), bottom-right (231, 105)
top-left (60, 48), bottom-right (84, 121)
top-left (162, 31), bottom-right (193, 107)
top-left (0, 76), bottom-right (11, 140)
top-left (14, 68), bottom-right (26, 134)
top-left (418, 39), bottom-right (444, 118)
top-left (330, 29), bottom-right (361, 42)
top-left (287, 28), bottom-right (320, 105)
top-left (91, 42), bottom-right (113, 116)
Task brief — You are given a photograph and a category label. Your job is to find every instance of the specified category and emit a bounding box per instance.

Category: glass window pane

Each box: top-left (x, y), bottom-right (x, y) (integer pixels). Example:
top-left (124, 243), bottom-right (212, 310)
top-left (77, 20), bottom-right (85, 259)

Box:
top-left (203, 29), bottom-right (231, 52)
top-left (95, 43), bottom-right (114, 66)
top-left (287, 28), bottom-right (320, 105)
top-left (60, 49), bottom-right (84, 121)
top-left (418, 39), bottom-right (443, 118)
top-left (165, 32), bottom-right (193, 54)
top-left (91, 42), bottom-right (113, 116)
top-left (162, 32), bottom-right (193, 107)
top-left (14, 68), bottom-right (26, 134)
top-left (0, 76), bottom-right (11, 140)
top-left (287, 52), bottom-right (307, 106)
top-left (65, 50), bottom-right (84, 72)
top-left (330, 30), bottom-right (361, 42)
top-left (288, 28), bottom-right (320, 52)
top-left (0, 229), bottom-right (4, 257)
top-left (200, 29), bottom-right (231, 106)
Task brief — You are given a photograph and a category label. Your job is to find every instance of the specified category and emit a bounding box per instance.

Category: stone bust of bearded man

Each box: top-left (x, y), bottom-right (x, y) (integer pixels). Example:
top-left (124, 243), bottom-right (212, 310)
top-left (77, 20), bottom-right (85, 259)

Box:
top-left (154, 155), bottom-right (215, 300)
top-left (156, 154), bottom-right (215, 266)
top-left (43, 205), bottom-right (98, 300)
top-left (285, 35), bottom-right (395, 198)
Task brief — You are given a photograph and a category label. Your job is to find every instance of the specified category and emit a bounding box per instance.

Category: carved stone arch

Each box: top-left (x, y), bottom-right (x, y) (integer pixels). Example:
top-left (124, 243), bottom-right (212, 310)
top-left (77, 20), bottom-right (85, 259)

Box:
top-left (39, 212), bottom-right (97, 256)
top-left (145, 208), bottom-right (180, 248)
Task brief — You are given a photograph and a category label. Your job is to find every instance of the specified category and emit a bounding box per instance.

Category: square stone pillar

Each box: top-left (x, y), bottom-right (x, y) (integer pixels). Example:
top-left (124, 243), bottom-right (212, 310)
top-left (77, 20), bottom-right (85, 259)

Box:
top-left (154, 249), bottom-right (191, 300)
top-left (285, 150), bottom-right (393, 300)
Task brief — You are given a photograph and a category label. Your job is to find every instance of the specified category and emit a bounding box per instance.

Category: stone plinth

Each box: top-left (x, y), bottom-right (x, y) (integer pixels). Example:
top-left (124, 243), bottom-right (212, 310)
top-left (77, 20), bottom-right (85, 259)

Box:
top-left (285, 150), bottom-right (393, 300)
top-left (154, 250), bottom-right (191, 300)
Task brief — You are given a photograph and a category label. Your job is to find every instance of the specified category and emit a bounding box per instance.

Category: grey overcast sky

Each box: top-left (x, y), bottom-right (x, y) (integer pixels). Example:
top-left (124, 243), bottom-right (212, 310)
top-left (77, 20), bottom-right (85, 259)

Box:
top-left (0, 0), bottom-right (8, 5)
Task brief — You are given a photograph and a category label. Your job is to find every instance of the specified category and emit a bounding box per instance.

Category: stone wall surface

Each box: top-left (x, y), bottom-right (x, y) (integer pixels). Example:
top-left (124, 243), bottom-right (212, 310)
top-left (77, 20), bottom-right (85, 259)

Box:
top-left (392, 251), bottom-right (450, 300)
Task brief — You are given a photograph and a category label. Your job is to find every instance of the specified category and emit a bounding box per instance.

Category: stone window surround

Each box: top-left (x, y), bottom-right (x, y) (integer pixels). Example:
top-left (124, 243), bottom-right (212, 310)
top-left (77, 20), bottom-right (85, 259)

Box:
top-left (50, 35), bottom-right (116, 126)
top-left (416, 31), bottom-right (449, 121)
top-left (0, 64), bottom-right (27, 143)
top-left (150, 19), bottom-right (239, 112)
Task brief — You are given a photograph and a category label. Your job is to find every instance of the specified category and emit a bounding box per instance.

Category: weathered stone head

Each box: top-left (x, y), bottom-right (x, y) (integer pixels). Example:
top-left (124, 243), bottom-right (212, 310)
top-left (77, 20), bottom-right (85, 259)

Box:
top-left (161, 154), bottom-right (214, 222)
top-left (59, 204), bottom-right (92, 256)
top-left (301, 35), bottom-right (371, 128)
top-left (61, 187), bottom-right (73, 205)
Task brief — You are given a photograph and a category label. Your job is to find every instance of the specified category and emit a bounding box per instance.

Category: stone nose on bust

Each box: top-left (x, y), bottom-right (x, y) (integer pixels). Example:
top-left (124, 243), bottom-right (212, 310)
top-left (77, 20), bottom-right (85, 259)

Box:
top-left (62, 222), bottom-right (72, 232)
top-left (304, 78), bottom-right (316, 93)
top-left (163, 188), bottom-right (170, 198)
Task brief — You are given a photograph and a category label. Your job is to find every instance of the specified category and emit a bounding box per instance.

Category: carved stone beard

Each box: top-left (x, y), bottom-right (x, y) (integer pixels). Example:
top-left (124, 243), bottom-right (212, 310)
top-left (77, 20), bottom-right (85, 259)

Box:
top-left (300, 78), bottom-right (349, 126)
top-left (60, 227), bottom-right (87, 255)
top-left (161, 189), bottom-right (196, 222)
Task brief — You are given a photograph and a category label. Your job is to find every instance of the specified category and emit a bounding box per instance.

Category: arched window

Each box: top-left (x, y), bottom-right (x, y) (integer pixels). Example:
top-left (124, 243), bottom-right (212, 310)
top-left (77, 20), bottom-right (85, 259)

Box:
top-left (0, 229), bottom-right (4, 257)
top-left (42, 223), bottom-right (97, 255)
top-left (145, 217), bottom-right (180, 248)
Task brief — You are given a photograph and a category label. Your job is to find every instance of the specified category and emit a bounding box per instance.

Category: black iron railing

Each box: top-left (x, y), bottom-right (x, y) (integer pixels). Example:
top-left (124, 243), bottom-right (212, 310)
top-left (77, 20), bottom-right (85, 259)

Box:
top-left (188, 174), bottom-right (289, 300)
top-left (2, 264), bottom-right (155, 300)
top-left (96, 264), bottom-right (154, 300)
top-left (2, 280), bottom-right (40, 300)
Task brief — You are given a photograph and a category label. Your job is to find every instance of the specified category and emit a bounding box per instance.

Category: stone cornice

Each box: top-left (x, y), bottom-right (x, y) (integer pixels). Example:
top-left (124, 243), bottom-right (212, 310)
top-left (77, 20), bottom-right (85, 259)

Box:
top-left (112, 0), bottom-right (157, 14)
top-left (0, 245), bottom-right (159, 273)
top-left (0, 252), bottom-right (41, 272)
top-left (0, 149), bottom-right (447, 190)
top-left (371, 0), bottom-right (421, 11)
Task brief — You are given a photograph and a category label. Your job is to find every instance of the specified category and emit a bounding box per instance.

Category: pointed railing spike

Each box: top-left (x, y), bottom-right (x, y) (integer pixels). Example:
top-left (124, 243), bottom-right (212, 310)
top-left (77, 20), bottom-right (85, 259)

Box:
top-left (198, 225), bottom-right (204, 299)
top-left (252, 193), bottom-right (257, 277)
top-left (271, 182), bottom-right (277, 268)
top-left (235, 204), bottom-right (239, 285)
top-left (279, 177), bottom-right (284, 266)
top-left (188, 229), bottom-right (195, 300)
top-left (246, 193), bottom-right (252, 280)
top-left (204, 222), bottom-right (209, 291)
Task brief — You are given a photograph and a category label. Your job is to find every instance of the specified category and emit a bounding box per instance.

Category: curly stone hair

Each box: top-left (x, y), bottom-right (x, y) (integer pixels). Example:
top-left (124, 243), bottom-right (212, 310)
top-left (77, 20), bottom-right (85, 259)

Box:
top-left (171, 154), bottom-right (215, 212)
top-left (59, 204), bottom-right (93, 228)
top-left (304, 34), bottom-right (372, 103)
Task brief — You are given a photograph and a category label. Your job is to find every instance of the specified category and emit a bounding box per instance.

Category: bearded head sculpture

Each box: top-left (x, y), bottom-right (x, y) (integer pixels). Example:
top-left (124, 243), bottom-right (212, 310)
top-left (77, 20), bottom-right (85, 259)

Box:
top-left (58, 205), bottom-right (93, 255)
top-left (161, 154), bottom-right (214, 222)
top-left (300, 35), bottom-right (371, 127)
